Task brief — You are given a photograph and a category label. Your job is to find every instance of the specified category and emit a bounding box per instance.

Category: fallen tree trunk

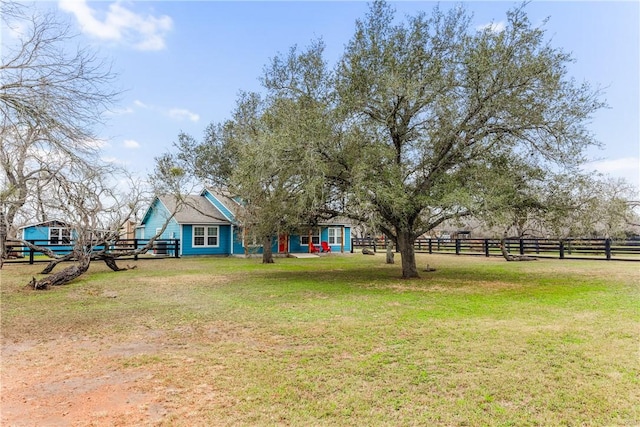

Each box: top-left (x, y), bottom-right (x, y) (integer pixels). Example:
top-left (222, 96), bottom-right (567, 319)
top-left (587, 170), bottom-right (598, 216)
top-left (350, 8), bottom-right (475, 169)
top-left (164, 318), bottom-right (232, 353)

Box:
top-left (98, 253), bottom-right (134, 271)
top-left (30, 258), bottom-right (91, 290)
top-left (41, 252), bottom-right (75, 274)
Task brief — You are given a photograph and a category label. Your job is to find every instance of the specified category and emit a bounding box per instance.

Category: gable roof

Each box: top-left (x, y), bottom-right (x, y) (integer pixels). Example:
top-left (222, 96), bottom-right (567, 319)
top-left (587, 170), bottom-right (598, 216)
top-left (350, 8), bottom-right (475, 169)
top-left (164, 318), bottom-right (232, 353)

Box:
top-left (203, 188), bottom-right (243, 222)
top-left (158, 194), bottom-right (230, 224)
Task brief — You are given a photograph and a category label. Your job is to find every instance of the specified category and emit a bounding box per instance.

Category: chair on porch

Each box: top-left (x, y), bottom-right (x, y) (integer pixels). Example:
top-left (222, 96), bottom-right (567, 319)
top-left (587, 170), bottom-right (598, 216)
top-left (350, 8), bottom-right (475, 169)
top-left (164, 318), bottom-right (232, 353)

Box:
top-left (321, 241), bottom-right (332, 253)
top-left (309, 242), bottom-right (321, 253)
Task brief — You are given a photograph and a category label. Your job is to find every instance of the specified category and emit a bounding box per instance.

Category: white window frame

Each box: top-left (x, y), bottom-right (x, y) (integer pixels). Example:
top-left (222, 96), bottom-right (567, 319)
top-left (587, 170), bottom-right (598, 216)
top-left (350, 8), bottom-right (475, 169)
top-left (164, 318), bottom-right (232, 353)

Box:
top-left (300, 229), bottom-right (320, 246)
top-left (49, 227), bottom-right (71, 244)
top-left (243, 233), bottom-right (260, 248)
top-left (328, 227), bottom-right (342, 246)
top-left (192, 225), bottom-right (219, 247)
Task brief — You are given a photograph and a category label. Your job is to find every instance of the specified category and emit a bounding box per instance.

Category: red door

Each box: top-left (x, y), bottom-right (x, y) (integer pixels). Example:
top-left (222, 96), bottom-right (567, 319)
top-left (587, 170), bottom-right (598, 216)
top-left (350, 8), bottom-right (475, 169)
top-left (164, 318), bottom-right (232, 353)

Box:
top-left (278, 234), bottom-right (288, 253)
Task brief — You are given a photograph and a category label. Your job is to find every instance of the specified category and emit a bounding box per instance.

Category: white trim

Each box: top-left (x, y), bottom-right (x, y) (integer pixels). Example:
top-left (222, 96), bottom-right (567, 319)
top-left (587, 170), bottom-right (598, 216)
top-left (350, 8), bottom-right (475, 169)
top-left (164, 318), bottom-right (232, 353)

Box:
top-left (202, 190), bottom-right (234, 223)
top-left (17, 219), bottom-right (69, 230)
top-left (48, 227), bottom-right (72, 244)
top-left (180, 224), bottom-right (184, 256)
top-left (328, 227), bottom-right (343, 246)
top-left (192, 224), bottom-right (220, 248)
top-left (300, 229), bottom-right (320, 246)
top-left (139, 197), bottom-right (170, 226)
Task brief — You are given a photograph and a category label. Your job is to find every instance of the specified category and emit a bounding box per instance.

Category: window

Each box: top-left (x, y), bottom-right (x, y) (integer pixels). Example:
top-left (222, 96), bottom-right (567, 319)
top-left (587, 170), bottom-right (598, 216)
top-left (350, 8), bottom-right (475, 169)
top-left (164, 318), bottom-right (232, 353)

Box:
top-left (300, 229), bottom-right (320, 246)
top-left (193, 225), bottom-right (218, 247)
top-left (243, 233), bottom-right (260, 247)
top-left (328, 227), bottom-right (342, 245)
top-left (50, 227), bottom-right (71, 244)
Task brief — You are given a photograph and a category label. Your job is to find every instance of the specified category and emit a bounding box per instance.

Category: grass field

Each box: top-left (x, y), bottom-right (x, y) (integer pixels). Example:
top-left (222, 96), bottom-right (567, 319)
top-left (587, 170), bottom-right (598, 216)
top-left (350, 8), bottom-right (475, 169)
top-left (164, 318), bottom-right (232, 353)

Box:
top-left (1, 254), bottom-right (638, 426)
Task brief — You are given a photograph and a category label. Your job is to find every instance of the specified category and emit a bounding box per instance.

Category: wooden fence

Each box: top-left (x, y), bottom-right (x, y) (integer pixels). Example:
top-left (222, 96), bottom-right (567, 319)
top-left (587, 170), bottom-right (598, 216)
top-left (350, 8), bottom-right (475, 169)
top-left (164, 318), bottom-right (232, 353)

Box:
top-left (351, 237), bottom-right (640, 261)
top-left (4, 238), bottom-right (180, 264)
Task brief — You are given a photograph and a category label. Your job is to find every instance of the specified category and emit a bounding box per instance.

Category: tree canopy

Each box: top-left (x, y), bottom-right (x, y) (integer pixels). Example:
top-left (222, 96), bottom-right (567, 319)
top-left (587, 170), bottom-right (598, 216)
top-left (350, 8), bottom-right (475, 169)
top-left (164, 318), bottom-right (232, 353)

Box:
top-left (168, 1), bottom-right (606, 277)
top-left (323, 2), bottom-right (604, 276)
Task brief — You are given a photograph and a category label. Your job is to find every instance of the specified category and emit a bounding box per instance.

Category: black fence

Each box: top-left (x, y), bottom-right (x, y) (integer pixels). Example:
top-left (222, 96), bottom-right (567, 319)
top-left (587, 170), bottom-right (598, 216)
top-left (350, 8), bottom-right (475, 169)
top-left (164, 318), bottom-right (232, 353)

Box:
top-left (4, 239), bottom-right (180, 264)
top-left (352, 237), bottom-right (640, 261)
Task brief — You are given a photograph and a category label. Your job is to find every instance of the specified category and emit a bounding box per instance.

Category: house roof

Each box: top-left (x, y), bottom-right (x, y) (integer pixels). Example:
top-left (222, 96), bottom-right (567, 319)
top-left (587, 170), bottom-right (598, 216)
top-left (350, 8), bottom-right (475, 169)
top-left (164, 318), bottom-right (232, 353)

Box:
top-left (158, 195), bottom-right (230, 224)
top-left (318, 216), bottom-right (356, 227)
top-left (203, 188), bottom-right (243, 222)
top-left (18, 220), bottom-right (70, 230)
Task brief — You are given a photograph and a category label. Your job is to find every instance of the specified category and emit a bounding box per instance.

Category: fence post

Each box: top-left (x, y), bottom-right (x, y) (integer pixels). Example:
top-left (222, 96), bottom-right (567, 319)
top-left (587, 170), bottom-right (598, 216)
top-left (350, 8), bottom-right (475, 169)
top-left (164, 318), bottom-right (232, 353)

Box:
top-left (174, 239), bottom-right (180, 258)
top-left (455, 239), bottom-right (461, 255)
top-left (134, 239), bottom-right (139, 260)
top-left (428, 239), bottom-right (433, 254)
top-left (351, 238), bottom-right (354, 253)
top-left (605, 238), bottom-right (611, 260)
top-left (519, 239), bottom-right (525, 255)
top-left (29, 240), bottom-right (35, 264)
top-left (484, 239), bottom-right (490, 257)
top-left (535, 239), bottom-right (540, 254)
top-left (559, 240), bottom-right (565, 259)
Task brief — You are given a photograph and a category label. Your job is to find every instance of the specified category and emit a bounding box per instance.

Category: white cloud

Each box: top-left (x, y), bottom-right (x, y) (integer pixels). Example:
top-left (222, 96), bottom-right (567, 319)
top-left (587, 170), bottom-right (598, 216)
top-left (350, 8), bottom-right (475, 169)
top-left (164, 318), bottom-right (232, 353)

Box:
top-left (2, 15), bottom-right (29, 41)
top-left (168, 108), bottom-right (200, 122)
top-left (58, 0), bottom-right (173, 51)
top-left (123, 139), bottom-right (140, 149)
top-left (85, 138), bottom-right (110, 149)
top-left (105, 106), bottom-right (134, 116)
top-left (477, 21), bottom-right (506, 33)
top-left (130, 100), bottom-right (199, 122)
top-left (102, 155), bottom-right (120, 164)
top-left (586, 157), bottom-right (639, 174)
top-left (585, 157), bottom-right (640, 188)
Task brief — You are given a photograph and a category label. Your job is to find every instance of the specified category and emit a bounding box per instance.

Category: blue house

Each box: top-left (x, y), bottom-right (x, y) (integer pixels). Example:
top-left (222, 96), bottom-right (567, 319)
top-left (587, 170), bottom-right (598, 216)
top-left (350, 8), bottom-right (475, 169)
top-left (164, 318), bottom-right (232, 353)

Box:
top-left (20, 220), bottom-right (72, 244)
top-left (18, 220), bottom-right (75, 255)
top-left (136, 188), bottom-right (352, 256)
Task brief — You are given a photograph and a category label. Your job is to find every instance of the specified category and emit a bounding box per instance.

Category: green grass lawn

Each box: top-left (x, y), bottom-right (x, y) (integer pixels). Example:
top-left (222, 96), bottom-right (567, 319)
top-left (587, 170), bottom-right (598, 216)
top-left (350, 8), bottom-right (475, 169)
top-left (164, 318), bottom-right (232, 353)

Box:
top-left (2, 254), bottom-right (639, 426)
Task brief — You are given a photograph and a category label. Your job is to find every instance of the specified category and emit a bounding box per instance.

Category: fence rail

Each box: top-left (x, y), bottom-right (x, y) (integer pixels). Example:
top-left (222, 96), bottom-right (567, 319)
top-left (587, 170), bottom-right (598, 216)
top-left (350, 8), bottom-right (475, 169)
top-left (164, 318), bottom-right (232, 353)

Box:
top-left (4, 238), bottom-right (180, 264)
top-left (351, 237), bottom-right (640, 261)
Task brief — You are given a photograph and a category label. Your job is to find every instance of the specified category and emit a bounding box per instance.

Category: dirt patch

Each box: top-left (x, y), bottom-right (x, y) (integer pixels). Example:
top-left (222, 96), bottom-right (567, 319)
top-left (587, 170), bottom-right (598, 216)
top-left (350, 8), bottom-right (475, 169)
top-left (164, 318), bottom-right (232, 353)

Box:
top-left (1, 336), bottom-right (168, 426)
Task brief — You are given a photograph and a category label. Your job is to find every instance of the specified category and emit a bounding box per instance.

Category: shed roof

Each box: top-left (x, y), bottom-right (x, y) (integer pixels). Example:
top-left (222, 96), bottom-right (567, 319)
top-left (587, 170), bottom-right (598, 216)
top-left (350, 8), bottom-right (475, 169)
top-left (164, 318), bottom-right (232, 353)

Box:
top-left (18, 220), bottom-right (70, 230)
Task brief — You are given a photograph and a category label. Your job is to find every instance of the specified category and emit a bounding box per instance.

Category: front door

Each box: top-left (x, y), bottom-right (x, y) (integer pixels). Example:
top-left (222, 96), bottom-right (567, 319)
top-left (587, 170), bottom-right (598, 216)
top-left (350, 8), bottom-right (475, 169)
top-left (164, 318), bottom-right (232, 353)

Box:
top-left (278, 233), bottom-right (288, 253)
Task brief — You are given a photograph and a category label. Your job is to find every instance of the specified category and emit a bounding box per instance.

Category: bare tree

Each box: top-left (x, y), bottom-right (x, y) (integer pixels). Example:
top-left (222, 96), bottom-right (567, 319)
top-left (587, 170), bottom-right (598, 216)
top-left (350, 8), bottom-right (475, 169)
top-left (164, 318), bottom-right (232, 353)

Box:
top-left (1, 1), bottom-right (120, 260)
top-left (20, 162), bottom-right (185, 289)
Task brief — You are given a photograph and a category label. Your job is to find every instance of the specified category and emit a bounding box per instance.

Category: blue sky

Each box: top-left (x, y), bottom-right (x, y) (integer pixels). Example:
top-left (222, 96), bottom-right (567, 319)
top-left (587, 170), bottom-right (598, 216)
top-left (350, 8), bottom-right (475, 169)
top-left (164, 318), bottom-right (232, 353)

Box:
top-left (28, 1), bottom-right (640, 188)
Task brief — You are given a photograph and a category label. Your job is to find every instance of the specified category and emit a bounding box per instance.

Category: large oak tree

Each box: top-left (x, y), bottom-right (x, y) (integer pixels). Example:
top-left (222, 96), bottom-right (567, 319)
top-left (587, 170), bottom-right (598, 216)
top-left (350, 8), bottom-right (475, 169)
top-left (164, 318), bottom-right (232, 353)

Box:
top-left (329, 2), bottom-right (603, 277)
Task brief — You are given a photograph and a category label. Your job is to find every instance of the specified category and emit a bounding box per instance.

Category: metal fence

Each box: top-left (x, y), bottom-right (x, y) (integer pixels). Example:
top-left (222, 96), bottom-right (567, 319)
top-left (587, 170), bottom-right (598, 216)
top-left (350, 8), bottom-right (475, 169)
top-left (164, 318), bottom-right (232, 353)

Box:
top-left (4, 239), bottom-right (180, 264)
top-left (351, 237), bottom-right (640, 261)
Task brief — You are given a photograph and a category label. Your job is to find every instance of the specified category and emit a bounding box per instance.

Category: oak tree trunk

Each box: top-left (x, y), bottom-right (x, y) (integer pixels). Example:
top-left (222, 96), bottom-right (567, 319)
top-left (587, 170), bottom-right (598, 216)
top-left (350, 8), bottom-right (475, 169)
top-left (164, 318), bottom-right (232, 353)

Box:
top-left (262, 235), bottom-right (274, 264)
top-left (397, 230), bottom-right (419, 278)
